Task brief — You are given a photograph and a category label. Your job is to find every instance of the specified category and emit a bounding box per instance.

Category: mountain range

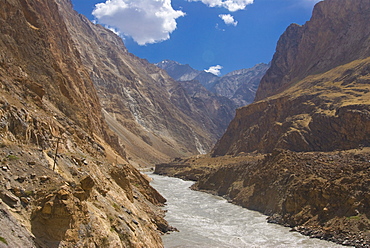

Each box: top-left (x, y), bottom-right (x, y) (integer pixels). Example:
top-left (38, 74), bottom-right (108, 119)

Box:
top-left (156, 60), bottom-right (269, 108)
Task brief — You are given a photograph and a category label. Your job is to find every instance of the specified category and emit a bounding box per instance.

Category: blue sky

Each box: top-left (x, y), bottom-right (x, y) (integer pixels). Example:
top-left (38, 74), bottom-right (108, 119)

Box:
top-left (71, 0), bottom-right (321, 75)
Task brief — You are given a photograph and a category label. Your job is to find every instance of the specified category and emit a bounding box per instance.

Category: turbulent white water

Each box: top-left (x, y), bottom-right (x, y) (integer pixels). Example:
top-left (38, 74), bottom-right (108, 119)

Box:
top-left (148, 173), bottom-right (344, 248)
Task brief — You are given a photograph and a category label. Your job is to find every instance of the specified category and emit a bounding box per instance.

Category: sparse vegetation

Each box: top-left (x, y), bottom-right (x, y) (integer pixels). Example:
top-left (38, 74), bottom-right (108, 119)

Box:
top-left (347, 214), bottom-right (361, 220)
top-left (7, 154), bottom-right (19, 161)
top-left (112, 202), bottom-right (120, 211)
top-left (101, 236), bottom-right (109, 247)
top-left (24, 190), bottom-right (34, 196)
top-left (0, 236), bottom-right (8, 245)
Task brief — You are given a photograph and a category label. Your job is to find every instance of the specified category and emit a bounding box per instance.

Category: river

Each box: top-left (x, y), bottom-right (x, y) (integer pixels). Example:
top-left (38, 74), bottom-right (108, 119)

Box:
top-left (148, 173), bottom-right (345, 248)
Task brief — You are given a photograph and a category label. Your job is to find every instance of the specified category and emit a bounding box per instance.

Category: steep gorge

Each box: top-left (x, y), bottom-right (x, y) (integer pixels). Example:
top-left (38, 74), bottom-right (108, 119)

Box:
top-left (155, 0), bottom-right (370, 246)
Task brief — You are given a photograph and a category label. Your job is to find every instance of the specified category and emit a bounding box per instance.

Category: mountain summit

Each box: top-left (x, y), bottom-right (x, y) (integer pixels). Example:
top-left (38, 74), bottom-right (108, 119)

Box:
top-left (156, 60), bottom-right (219, 89)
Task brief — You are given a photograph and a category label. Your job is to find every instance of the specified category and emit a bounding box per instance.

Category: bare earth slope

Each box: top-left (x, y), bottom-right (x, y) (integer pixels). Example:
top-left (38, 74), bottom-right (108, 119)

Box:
top-left (0, 0), bottom-right (171, 247)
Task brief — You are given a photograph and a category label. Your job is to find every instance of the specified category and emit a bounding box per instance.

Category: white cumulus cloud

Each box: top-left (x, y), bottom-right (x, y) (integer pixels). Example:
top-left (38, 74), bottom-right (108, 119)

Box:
top-left (188, 0), bottom-right (254, 12)
top-left (92, 0), bottom-right (185, 45)
top-left (219, 14), bottom-right (238, 26)
top-left (205, 65), bottom-right (223, 76)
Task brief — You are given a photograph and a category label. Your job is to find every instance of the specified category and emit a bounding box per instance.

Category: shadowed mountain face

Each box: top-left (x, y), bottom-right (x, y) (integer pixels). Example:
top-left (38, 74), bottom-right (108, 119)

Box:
top-left (212, 0), bottom-right (370, 156)
top-left (53, 1), bottom-right (238, 166)
top-left (157, 60), bottom-right (269, 108)
top-left (212, 63), bottom-right (269, 107)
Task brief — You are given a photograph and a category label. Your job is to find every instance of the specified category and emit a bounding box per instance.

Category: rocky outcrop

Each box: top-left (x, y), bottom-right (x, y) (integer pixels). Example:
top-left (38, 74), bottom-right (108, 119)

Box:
top-left (213, 57), bottom-right (370, 156)
top-left (255, 0), bottom-right (370, 101)
top-left (213, 0), bottom-right (370, 157)
top-left (0, 95), bottom-right (169, 248)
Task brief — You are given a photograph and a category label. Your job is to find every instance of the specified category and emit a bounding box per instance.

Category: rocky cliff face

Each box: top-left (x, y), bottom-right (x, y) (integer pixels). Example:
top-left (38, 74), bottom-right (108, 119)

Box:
top-left (177, 80), bottom-right (236, 135)
top-left (213, 0), bottom-right (370, 156)
top-left (212, 63), bottom-right (269, 107)
top-left (255, 0), bottom-right (370, 101)
top-left (0, 0), bottom-right (171, 247)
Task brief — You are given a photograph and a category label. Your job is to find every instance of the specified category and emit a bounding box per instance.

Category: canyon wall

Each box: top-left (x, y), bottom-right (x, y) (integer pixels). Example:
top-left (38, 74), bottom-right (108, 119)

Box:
top-left (255, 0), bottom-right (370, 101)
top-left (56, 1), bottom-right (229, 167)
top-left (212, 0), bottom-right (370, 156)
top-left (0, 0), bottom-right (174, 246)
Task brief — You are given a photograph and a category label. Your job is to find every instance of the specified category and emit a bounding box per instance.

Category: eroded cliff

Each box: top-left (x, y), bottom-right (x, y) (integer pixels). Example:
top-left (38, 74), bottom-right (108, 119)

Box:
top-left (213, 0), bottom-right (370, 156)
top-left (0, 0), bottom-right (170, 247)
top-left (255, 0), bottom-right (370, 101)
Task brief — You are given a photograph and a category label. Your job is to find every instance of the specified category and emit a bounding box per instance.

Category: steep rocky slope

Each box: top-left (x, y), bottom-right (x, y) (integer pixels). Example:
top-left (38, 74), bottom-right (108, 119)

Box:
top-left (152, 61), bottom-right (237, 134)
top-left (0, 0), bottom-right (171, 247)
top-left (213, 0), bottom-right (370, 156)
top-left (255, 0), bottom-right (370, 101)
top-left (55, 2), bottom-right (231, 166)
top-left (176, 80), bottom-right (236, 137)
top-left (212, 57), bottom-right (370, 156)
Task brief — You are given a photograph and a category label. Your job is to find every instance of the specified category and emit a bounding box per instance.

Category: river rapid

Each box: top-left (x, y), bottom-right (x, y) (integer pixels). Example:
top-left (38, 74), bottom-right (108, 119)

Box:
top-left (148, 173), bottom-right (345, 248)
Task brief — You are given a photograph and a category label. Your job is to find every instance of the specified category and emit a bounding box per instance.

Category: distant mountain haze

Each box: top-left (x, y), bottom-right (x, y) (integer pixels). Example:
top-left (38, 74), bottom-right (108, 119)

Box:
top-left (156, 60), bottom-right (269, 108)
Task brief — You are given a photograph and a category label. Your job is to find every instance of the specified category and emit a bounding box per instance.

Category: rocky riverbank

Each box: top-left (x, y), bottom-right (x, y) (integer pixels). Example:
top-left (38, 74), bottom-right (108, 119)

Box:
top-left (155, 148), bottom-right (370, 247)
